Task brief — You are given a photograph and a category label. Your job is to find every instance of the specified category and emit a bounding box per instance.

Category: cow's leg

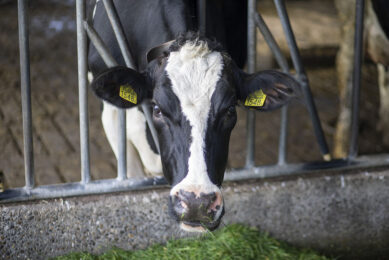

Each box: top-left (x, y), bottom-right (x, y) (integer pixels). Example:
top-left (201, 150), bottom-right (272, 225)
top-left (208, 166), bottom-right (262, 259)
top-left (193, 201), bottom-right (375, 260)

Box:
top-left (126, 108), bottom-right (162, 177)
top-left (101, 102), bottom-right (145, 178)
top-left (378, 64), bottom-right (389, 146)
top-left (333, 0), bottom-right (356, 158)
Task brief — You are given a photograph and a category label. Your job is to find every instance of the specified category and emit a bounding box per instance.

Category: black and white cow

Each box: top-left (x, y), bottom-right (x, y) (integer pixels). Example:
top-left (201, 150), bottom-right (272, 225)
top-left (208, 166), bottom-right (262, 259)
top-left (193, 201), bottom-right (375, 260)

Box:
top-left (88, 0), bottom-right (299, 232)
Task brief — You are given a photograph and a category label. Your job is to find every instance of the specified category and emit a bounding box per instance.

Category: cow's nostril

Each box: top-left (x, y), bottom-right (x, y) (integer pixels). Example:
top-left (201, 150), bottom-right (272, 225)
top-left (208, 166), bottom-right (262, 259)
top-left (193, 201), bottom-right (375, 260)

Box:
top-left (208, 192), bottom-right (222, 213)
top-left (173, 190), bottom-right (223, 222)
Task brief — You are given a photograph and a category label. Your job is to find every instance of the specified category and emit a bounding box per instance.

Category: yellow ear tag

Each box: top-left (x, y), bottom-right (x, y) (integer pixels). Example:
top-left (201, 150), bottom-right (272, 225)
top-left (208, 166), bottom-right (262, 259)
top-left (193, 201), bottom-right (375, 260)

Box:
top-left (244, 89), bottom-right (267, 107)
top-left (119, 85), bottom-right (137, 104)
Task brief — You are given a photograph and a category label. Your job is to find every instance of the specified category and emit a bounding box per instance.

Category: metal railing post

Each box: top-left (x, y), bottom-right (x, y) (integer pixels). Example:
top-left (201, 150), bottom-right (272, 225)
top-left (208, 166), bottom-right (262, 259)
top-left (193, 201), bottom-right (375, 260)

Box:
top-left (254, 12), bottom-right (290, 165)
top-left (274, 0), bottom-right (331, 161)
top-left (117, 110), bottom-right (127, 180)
top-left (83, 22), bottom-right (127, 180)
top-left (278, 106), bottom-right (288, 165)
top-left (76, 0), bottom-right (91, 184)
top-left (349, 0), bottom-right (365, 159)
top-left (18, 0), bottom-right (35, 189)
top-left (245, 0), bottom-right (257, 168)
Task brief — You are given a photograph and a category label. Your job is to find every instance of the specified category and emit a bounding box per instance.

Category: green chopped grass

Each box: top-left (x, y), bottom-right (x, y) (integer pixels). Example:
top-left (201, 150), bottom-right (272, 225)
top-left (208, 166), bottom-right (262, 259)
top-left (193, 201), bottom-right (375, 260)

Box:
top-left (55, 224), bottom-right (331, 260)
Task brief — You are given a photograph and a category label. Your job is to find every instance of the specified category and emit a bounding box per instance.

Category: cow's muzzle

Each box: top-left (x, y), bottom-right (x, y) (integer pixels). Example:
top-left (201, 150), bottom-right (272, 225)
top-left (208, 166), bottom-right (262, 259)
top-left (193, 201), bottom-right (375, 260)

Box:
top-left (170, 190), bottom-right (224, 232)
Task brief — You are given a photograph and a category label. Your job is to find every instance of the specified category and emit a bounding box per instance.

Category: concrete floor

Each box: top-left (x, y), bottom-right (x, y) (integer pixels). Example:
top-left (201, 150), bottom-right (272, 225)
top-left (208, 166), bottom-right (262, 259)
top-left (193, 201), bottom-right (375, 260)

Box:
top-left (1, 166), bottom-right (388, 259)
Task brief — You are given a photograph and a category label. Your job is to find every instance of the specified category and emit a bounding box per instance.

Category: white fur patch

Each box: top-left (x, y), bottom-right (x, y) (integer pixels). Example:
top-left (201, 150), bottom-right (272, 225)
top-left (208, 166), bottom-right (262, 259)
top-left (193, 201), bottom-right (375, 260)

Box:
top-left (166, 41), bottom-right (224, 206)
top-left (102, 102), bottom-right (162, 178)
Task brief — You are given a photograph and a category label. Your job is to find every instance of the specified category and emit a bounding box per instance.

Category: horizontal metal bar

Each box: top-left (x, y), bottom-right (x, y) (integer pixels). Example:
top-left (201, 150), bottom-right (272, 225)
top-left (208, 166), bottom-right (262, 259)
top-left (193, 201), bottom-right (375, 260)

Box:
top-left (2, 154), bottom-right (389, 203)
top-left (0, 177), bottom-right (168, 203)
top-left (226, 154), bottom-right (389, 181)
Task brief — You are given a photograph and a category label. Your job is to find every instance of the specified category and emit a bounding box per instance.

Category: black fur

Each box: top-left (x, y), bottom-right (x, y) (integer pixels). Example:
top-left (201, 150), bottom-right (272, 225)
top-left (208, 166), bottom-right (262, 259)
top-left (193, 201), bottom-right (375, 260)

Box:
top-left (169, 31), bottom-right (225, 54)
top-left (149, 71), bottom-right (192, 186)
top-left (90, 66), bottom-right (151, 109)
top-left (88, 0), bottom-right (247, 76)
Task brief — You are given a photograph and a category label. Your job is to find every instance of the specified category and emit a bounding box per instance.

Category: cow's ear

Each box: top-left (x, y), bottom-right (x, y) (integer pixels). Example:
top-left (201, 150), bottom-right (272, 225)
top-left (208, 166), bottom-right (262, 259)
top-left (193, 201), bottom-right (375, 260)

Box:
top-left (237, 70), bottom-right (299, 111)
top-left (90, 66), bottom-right (152, 109)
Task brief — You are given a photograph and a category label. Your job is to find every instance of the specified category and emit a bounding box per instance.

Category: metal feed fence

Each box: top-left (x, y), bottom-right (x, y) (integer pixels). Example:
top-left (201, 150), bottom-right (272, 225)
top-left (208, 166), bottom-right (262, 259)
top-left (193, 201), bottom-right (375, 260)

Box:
top-left (1, 0), bottom-right (387, 202)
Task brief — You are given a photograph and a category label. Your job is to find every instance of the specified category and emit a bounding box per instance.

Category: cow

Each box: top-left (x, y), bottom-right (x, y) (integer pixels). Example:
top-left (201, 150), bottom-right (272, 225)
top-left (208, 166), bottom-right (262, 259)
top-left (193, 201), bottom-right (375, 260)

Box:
top-left (88, 0), bottom-right (299, 232)
top-left (334, 0), bottom-right (389, 157)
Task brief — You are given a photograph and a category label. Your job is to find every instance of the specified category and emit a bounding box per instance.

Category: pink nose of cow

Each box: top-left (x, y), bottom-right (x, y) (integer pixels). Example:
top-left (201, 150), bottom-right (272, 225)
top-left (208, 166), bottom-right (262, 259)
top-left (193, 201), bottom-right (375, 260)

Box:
top-left (172, 190), bottom-right (223, 229)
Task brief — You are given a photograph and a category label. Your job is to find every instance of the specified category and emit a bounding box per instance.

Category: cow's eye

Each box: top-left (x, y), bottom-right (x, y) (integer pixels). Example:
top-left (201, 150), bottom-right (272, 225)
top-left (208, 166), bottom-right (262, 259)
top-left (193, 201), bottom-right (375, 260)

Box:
top-left (153, 104), bottom-right (162, 117)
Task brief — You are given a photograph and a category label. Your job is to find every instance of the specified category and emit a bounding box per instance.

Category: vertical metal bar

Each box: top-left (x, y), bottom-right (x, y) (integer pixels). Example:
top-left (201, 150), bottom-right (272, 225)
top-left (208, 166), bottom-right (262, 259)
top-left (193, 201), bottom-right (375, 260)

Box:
top-left (18, 0), bottom-right (34, 189)
top-left (254, 12), bottom-right (290, 165)
top-left (349, 0), bottom-right (365, 159)
top-left (101, 0), bottom-right (128, 181)
top-left (76, 0), bottom-right (91, 184)
top-left (83, 22), bottom-right (127, 179)
top-left (245, 111), bottom-right (255, 168)
top-left (102, 0), bottom-right (160, 155)
top-left (198, 0), bottom-right (206, 36)
top-left (278, 106), bottom-right (288, 165)
top-left (247, 0), bottom-right (257, 75)
top-left (245, 0), bottom-right (257, 168)
top-left (117, 110), bottom-right (127, 180)
top-left (274, 0), bottom-right (331, 161)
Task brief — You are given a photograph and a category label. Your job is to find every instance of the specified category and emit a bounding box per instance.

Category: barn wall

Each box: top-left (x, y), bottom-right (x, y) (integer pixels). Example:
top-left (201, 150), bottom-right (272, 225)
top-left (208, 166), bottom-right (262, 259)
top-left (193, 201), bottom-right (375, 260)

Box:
top-left (1, 167), bottom-right (388, 259)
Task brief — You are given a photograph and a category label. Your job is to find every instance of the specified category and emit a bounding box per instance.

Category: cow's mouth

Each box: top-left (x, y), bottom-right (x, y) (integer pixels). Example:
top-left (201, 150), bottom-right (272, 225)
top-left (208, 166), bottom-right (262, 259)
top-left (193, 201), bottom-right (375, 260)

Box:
top-left (176, 207), bottom-right (225, 232)
top-left (180, 217), bottom-right (222, 232)
top-left (168, 193), bottom-right (225, 232)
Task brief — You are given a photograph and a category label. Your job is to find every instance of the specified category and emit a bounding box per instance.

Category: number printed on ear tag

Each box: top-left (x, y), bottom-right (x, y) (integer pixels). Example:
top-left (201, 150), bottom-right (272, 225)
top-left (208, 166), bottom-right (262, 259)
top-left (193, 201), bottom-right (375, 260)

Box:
top-left (119, 85), bottom-right (137, 104)
top-left (244, 89), bottom-right (267, 107)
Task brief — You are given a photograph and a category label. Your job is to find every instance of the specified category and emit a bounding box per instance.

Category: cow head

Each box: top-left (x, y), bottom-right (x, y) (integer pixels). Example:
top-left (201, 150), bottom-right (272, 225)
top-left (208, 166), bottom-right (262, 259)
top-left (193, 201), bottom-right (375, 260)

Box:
top-left (91, 35), bottom-right (299, 232)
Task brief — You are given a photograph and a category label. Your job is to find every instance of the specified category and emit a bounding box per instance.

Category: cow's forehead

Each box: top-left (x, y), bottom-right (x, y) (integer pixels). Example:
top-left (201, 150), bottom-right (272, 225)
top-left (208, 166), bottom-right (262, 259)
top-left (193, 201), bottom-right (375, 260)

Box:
top-left (165, 41), bottom-right (224, 110)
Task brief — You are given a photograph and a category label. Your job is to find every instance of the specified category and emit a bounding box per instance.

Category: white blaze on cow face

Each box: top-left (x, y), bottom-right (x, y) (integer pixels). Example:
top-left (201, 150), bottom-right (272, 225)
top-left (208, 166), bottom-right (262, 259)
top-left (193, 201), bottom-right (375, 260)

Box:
top-left (166, 41), bottom-right (224, 206)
